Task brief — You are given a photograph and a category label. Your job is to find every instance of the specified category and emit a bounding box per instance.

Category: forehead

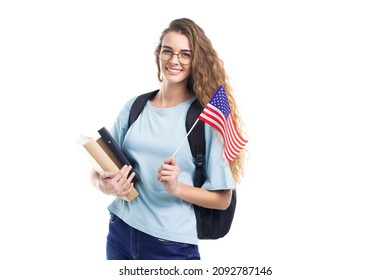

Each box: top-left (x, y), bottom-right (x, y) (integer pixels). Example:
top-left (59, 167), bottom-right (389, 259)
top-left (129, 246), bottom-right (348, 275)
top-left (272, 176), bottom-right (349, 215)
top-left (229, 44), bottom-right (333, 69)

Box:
top-left (161, 31), bottom-right (190, 50)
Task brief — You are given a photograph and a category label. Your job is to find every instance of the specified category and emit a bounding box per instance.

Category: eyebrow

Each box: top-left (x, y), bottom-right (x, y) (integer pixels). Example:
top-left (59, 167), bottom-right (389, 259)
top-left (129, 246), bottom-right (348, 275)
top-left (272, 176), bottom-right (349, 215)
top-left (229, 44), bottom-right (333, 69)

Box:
top-left (161, 45), bottom-right (192, 52)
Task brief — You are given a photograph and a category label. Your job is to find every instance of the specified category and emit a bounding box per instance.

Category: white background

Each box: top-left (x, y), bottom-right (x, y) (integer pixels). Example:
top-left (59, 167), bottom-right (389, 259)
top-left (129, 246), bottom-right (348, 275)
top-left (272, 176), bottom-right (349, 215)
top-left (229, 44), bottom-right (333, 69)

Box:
top-left (1, 0), bottom-right (389, 279)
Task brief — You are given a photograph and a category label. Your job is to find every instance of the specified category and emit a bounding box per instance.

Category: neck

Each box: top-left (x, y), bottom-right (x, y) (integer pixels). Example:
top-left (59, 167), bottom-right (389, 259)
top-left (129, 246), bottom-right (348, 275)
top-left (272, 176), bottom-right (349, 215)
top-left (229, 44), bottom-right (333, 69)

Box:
top-left (153, 83), bottom-right (193, 108)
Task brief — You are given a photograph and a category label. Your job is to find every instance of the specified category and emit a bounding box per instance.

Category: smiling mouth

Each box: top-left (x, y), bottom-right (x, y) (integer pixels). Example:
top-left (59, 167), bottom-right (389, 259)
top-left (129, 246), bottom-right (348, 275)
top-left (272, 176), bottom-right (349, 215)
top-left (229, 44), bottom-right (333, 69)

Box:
top-left (166, 67), bottom-right (182, 74)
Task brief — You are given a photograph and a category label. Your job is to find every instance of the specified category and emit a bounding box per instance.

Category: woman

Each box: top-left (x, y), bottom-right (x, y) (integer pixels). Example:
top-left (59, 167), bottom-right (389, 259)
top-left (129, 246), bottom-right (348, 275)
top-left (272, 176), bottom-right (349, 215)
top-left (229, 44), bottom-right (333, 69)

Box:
top-left (90, 18), bottom-right (247, 260)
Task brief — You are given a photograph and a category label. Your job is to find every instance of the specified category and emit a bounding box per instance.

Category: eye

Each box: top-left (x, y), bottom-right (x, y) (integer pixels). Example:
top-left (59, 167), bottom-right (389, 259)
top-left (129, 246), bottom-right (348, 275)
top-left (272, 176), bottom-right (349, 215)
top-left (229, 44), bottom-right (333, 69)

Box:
top-left (161, 49), bottom-right (173, 55)
top-left (180, 51), bottom-right (192, 58)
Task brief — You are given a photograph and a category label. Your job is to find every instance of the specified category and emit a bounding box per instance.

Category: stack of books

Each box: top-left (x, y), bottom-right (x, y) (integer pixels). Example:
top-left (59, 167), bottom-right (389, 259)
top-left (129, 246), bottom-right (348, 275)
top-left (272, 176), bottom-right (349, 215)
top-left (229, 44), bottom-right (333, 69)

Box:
top-left (77, 127), bottom-right (139, 201)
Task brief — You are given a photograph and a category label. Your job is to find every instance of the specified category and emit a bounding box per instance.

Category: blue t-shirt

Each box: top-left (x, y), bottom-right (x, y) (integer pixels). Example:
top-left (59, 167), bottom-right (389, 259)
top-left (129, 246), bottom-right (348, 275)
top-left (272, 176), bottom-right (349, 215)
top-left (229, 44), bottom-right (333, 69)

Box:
top-left (107, 94), bottom-right (235, 245)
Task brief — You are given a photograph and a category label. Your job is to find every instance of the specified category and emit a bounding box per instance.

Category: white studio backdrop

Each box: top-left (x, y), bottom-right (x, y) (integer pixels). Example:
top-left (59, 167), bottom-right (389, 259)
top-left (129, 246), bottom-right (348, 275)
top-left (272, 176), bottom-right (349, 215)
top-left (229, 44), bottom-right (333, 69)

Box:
top-left (0, 1), bottom-right (389, 279)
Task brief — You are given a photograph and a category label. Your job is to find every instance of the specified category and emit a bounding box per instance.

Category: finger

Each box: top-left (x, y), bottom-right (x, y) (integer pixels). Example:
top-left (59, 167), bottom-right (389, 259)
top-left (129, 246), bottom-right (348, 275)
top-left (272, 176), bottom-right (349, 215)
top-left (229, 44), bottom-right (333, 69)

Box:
top-left (100, 171), bottom-right (114, 180)
top-left (121, 182), bottom-right (134, 196)
top-left (126, 170), bottom-right (136, 185)
top-left (161, 163), bottom-right (175, 171)
top-left (157, 172), bottom-right (165, 182)
top-left (159, 169), bottom-right (173, 177)
top-left (120, 180), bottom-right (131, 193)
top-left (169, 156), bottom-right (177, 165)
top-left (113, 165), bottom-right (131, 183)
top-left (122, 165), bottom-right (133, 181)
top-left (164, 156), bottom-right (176, 165)
top-left (116, 166), bottom-right (134, 192)
top-left (114, 182), bottom-right (129, 197)
top-left (159, 174), bottom-right (174, 184)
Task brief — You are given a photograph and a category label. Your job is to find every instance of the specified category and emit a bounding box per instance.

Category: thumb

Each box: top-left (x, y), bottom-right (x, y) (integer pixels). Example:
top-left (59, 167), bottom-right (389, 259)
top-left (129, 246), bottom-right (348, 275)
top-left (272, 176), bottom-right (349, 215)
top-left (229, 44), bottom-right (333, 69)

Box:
top-left (101, 171), bottom-right (114, 179)
top-left (165, 156), bottom-right (177, 166)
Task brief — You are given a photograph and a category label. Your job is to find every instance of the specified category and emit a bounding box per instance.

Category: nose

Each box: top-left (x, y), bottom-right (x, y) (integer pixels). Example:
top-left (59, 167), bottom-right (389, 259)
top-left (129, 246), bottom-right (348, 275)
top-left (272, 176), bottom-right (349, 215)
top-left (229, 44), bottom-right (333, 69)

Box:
top-left (169, 53), bottom-right (180, 64)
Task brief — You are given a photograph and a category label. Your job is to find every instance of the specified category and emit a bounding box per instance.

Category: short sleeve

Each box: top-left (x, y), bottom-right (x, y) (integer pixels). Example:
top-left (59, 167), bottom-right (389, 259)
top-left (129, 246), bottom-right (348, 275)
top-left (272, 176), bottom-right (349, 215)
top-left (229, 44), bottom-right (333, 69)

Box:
top-left (201, 124), bottom-right (236, 191)
top-left (110, 97), bottom-right (136, 148)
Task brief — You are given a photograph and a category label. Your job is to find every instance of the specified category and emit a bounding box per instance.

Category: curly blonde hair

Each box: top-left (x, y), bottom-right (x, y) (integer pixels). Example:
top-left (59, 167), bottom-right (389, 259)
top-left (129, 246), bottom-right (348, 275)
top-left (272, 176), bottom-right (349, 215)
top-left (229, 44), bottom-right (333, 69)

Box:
top-left (155, 18), bottom-right (247, 184)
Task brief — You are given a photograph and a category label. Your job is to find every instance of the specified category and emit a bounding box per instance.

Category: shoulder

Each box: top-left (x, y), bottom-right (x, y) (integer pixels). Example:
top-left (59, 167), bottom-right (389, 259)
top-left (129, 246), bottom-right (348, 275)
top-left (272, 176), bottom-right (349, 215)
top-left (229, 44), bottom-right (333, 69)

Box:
top-left (122, 96), bottom-right (137, 112)
top-left (120, 90), bottom-right (159, 114)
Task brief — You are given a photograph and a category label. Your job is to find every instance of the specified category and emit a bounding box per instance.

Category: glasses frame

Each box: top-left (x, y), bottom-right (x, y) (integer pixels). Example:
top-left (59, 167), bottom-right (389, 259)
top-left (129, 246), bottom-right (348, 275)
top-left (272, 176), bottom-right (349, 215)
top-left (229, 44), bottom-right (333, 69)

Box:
top-left (159, 49), bottom-right (193, 65)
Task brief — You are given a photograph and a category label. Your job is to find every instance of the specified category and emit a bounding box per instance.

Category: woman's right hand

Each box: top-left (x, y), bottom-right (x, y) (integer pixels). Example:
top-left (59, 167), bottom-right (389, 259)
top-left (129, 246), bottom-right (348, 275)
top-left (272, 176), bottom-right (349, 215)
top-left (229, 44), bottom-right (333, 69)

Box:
top-left (98, 165), bottom-right (135, 197)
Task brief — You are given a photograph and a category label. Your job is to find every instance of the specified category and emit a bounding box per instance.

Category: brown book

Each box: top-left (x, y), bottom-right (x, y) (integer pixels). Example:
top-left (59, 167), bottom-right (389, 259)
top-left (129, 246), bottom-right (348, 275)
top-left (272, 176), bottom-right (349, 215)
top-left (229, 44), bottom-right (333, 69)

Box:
top-left (77, 135), bottom-right (139, 202)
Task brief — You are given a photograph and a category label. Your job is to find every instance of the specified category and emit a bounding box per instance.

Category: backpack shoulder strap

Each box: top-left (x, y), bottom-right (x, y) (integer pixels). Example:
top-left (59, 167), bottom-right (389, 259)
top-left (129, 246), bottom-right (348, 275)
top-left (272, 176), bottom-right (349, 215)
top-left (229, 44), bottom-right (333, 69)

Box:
top-left (186, 99), bottom-right (205, 187)
top-left (128, 90), bottom-right (159, 129)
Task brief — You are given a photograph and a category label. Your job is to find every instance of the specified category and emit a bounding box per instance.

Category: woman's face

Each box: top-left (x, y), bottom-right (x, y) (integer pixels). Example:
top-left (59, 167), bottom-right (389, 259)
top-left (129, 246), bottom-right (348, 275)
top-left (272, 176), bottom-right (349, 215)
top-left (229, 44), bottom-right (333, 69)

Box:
top-left (159, 31), bottom-right (192, 86)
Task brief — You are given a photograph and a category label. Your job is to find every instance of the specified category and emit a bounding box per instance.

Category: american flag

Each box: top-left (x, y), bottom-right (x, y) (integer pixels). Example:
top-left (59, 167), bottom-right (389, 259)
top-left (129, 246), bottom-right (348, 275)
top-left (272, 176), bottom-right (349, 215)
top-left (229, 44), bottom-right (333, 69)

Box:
top-left (199, 85), bottom-right (248, 162)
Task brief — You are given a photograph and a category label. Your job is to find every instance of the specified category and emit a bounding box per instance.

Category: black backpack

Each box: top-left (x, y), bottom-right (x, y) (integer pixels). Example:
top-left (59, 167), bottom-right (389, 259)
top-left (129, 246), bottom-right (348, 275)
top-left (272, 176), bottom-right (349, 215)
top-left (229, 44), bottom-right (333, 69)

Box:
top-left (127, 90), bottom-right (237, 239)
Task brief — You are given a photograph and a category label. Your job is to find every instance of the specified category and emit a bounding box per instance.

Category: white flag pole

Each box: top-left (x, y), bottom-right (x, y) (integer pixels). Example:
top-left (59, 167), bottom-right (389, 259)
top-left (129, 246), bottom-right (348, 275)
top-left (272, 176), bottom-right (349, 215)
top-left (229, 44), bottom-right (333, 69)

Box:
top-left (172, 118), bottom-right (200, 157)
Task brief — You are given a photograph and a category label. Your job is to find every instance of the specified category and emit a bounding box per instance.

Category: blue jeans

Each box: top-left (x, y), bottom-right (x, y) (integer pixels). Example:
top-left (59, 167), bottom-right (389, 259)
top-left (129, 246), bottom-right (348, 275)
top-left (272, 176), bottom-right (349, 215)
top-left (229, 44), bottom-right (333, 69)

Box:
top-left (106, 213), bottom-right (200, 260)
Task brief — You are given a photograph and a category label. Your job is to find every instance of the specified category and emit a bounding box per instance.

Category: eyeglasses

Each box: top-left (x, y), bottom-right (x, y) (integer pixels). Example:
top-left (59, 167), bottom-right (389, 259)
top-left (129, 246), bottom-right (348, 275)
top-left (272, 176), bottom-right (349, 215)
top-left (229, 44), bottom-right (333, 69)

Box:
top-left (159, 49), bottom-right (193, 65)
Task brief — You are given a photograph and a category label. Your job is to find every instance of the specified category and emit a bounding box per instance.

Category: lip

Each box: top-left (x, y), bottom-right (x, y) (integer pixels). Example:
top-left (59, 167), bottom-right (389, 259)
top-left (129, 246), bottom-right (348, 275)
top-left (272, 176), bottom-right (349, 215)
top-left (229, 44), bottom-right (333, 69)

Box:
top-left (166, 67), bottom-right (183, 75)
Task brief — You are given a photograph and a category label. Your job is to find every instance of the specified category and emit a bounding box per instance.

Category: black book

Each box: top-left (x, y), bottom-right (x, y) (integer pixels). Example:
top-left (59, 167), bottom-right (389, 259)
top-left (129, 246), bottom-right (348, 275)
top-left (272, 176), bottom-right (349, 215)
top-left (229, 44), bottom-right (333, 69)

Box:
top-left (98, 127), bottom-right (140, 183)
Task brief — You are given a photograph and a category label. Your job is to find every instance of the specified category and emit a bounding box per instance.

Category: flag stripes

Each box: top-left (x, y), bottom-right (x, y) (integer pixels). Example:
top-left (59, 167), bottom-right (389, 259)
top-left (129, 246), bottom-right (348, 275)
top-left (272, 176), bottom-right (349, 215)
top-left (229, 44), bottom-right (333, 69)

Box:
top-left (198, 86), bottom-right (248, 162)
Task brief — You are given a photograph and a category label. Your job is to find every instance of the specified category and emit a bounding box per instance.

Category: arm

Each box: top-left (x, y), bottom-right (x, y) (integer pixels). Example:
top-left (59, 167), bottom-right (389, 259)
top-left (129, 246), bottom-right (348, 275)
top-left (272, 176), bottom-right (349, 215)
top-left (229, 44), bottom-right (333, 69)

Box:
top-left (157, 156), bottom-right (232, 210)
top-left (174, 184), bottom-right (232, 210)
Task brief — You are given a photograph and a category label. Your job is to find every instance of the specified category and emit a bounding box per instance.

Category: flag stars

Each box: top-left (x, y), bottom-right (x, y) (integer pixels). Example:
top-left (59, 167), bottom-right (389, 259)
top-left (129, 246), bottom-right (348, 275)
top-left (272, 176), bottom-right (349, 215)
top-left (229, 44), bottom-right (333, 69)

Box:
top-left (209, 86), bottom-right (230, 119)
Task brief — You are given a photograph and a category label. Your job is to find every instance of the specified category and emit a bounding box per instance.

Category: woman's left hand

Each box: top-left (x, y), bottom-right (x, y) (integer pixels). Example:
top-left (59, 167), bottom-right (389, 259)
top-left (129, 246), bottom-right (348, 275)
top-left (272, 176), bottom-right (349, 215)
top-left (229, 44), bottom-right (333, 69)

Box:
top-left (157, 156), bottom-right (180, 195)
